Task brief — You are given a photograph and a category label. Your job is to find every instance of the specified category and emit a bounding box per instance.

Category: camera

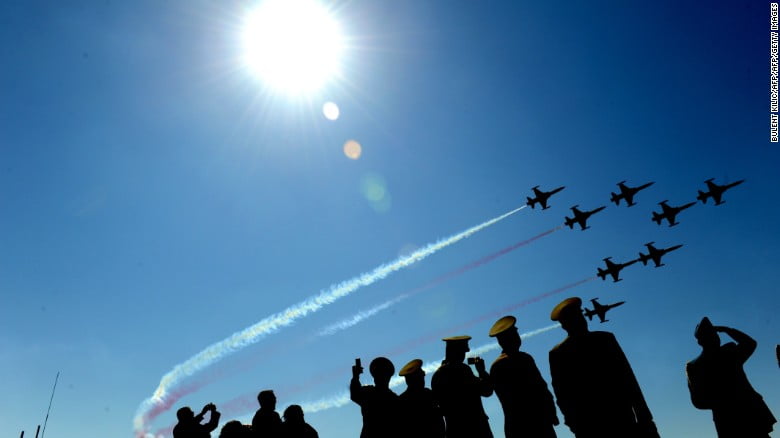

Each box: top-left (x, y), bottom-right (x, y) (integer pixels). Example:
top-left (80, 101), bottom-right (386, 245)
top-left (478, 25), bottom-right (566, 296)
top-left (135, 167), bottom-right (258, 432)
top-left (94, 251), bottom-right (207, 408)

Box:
top-left (467, 356), bottom-right (481, 365)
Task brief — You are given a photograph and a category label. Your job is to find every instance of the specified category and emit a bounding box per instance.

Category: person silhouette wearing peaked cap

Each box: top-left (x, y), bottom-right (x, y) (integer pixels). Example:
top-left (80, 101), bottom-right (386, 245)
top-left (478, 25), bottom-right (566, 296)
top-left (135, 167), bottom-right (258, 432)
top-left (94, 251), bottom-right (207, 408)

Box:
top-left (489, 315), bottom-right (559, 438)
top-left (350, 356), bottom-right (400, 438)
top-left (173, 403), bottom-right (221, 438)
top-left (397, 358), bottom-right (445, 438)
top-left (431, 335), bottom-right (494, 438)
top-left (548, 297), bottom-right (659, 438)
top-left (686, 317), bottom-right (776, 438)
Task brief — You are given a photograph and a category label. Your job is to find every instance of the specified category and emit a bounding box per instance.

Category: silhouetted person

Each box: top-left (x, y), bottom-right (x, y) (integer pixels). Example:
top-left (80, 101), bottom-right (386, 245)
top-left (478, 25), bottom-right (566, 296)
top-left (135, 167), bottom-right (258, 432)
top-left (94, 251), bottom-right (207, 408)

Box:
top-left (252, 390), bottom-right (281, 438)
top-left (431, 335), bottom-right (494, 438)
top-left (397, 358), bottom-right (445, 438)
top-left (489, 315), bottom-right (559, 438)
top-left (219, 421), bottom-right (252, 438)
top-left (173, 403), bottom-right (221, 438)
top-left (350, 356), bottom-right (400, 438)
top-left (548, 297), bottom-right (658, 438)
top-left (686, 317), bottom-right (776, 438)
top-left (280, 404), bottom-right (318, 438)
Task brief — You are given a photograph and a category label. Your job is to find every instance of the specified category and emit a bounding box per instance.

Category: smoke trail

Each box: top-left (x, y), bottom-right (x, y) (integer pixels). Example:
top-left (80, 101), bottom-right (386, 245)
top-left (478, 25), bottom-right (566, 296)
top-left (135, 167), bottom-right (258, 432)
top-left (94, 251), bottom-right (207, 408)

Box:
top-left (299, 324), bottom-right (561, 414)
top-left (197, 276), bottom-right (591, 424)
top-left (152, 323), bottom-right (561, 436)
top-left (317, 226), bottom-right (562, 336)
top-left (134, 205), bottom-right (525, 434)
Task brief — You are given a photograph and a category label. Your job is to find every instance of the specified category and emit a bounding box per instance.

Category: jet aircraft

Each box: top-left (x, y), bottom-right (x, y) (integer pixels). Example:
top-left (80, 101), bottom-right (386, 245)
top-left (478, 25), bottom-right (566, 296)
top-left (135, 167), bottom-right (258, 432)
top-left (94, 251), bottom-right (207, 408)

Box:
top-left (564, 205), bottom-right (606, 230)
top-left (610, 180), bottom-right (654, 207)
top-left (638, 242), bottom-right (683, 267)
top-left (526, 185), bottom-right (566, 210)
top-left (696, 178), bottom-right (745, 205)
top-left (597, 257), bottom-right (638, 282)
top-left (583, 298), bottom-right (626, 323)
top-left (651, 200), bottom-right (696, 227)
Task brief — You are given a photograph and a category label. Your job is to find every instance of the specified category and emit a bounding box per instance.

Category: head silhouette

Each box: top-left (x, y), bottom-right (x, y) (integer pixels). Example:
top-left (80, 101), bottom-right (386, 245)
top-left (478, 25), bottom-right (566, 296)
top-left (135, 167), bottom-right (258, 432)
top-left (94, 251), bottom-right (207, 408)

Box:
top-left (283, 404), bottom-right (305, 424)
top-left (490, 316), bottom-right (521, 352)
top-left (257, 390), bottom-right (277, 410)
top-left (694, 317), bottom-right (720, 350)
top-left (219, 420), bottom-right (249, 438)
top-left (551, 297), bottom-right (588, 336)
top-left (443, 335), bottom-right (471, 363)
top-left (399, 359), bottom-right (425, 389)
top-left (369, 357), bottom-right (395, 388)
top-left (176, 406), bottom-right (194, 422)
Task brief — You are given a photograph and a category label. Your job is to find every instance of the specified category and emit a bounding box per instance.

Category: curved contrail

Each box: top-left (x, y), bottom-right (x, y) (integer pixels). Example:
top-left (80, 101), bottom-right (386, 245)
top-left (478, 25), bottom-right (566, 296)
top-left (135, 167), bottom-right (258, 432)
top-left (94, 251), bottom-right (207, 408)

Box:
top-left (134, 205), bottom-right (525, 435)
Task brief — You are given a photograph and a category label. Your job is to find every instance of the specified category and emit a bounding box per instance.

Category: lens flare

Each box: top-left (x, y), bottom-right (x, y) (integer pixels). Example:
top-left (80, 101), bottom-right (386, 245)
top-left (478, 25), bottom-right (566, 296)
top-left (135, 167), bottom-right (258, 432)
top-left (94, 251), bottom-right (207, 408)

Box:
top-left (343, 140), bottom-right (362, 159)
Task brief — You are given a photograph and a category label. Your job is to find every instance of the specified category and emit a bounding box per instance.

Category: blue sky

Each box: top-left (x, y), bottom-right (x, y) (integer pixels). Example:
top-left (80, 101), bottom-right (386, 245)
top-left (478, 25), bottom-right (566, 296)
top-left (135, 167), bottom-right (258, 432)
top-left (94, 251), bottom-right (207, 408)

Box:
top-left (1, 1), bottom-right (778, 437)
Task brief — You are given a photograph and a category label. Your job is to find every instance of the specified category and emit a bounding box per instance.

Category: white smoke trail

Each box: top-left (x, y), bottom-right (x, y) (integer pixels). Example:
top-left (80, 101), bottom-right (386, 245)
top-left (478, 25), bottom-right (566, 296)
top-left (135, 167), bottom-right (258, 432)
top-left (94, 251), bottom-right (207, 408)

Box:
top-left (134, 205), bottom-right (525, 432)
top-left (317, 294), bottom-right (408, 336)
top-left (300, 323), bottom-right (561, 413)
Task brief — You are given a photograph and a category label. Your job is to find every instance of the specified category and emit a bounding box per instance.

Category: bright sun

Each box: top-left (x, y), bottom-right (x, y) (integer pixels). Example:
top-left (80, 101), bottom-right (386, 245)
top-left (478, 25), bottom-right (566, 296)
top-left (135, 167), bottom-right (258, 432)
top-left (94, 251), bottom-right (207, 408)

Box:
top-left (241, 0), bottom-right (345, 95)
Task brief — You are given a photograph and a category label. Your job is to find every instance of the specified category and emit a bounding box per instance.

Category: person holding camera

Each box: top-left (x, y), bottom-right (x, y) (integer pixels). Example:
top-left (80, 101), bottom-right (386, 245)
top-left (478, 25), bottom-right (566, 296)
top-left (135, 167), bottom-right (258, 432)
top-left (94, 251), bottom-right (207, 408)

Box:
top-left (350, 356), bottom-right (400, 438)
top-left (173, 403), bottom-right (222, 438)
top-left (431, 335), bottom-right (493, 438)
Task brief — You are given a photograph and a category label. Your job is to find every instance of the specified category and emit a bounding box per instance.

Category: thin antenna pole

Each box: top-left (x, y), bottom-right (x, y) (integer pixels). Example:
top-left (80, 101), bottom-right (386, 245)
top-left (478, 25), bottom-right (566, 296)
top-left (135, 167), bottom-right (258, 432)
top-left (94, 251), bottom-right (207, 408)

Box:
top-left (19, 431), bottom-right (24, 438)
top-left (34, 425), bottom-right (40, 438)
top-left (41, 372), bottom-right (59, 438)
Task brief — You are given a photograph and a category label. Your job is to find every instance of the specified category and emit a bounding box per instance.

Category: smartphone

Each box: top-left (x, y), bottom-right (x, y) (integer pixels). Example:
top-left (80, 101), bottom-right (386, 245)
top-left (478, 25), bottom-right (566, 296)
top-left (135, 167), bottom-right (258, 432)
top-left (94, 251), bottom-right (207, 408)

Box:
top-left (355, 358), bottom-right (361, 368)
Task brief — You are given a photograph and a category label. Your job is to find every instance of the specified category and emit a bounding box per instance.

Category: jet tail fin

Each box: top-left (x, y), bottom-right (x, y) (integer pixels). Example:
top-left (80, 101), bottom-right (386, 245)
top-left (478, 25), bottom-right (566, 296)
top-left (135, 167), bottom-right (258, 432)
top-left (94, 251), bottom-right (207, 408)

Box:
top-left (610, 192), bottom-right (620, 205)
top-left (652, 213), bottom-right (662, 225)
top-left (527, 197), bottom-right (536, 208)
top-left (638, 253), bottom-right (648, 266)
top-left (697, 190), bottom-right (708, 204)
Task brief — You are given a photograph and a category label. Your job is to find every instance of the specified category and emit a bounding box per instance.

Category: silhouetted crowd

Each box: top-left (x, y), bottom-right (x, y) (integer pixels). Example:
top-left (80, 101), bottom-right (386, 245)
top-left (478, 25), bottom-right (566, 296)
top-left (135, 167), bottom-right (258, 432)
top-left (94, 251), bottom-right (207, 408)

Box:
top-left (173, 297), bottom-right (776, 438)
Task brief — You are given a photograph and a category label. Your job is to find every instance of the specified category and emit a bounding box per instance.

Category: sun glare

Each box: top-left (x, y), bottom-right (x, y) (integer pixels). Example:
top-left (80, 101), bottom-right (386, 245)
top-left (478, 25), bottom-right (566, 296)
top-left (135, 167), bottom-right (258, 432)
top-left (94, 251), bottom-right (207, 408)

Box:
top-left (242, 0), bottom-right (344, 95)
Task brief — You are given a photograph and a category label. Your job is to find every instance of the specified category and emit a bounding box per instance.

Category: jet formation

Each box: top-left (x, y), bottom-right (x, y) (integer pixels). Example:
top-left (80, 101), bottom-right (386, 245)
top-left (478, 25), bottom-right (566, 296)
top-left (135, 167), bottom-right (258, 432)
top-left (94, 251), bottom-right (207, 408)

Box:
top-left (522, 177), bottom-right (742, 287)
top-left (583, 298), bottom-right (625, 323)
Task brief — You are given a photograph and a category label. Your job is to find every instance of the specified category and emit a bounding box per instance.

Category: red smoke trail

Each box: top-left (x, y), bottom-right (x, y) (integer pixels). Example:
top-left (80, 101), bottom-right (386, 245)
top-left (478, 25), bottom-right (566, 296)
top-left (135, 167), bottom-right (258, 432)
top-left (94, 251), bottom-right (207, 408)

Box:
top-left (146, 226), bottom-right (561, 432)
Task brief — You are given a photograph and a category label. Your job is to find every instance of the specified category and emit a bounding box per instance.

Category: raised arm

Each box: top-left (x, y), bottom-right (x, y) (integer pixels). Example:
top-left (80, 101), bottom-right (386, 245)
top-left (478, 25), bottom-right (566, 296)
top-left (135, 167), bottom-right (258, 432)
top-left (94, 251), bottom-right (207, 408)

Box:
top-left (715, 325), bottom-right (756, 363)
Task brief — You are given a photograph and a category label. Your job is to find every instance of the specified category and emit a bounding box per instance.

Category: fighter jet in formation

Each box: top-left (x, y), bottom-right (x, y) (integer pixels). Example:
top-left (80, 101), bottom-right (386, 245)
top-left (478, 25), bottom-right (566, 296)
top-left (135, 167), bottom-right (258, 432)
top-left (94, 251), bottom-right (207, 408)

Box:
top-left (610, 180), bottom-right (654, 207)
top-left (651, 200), bottom-right (697, 227)
top-left (526, 185), bottom-right (566, 210)
top-left (583, 298), bottom-right (625, 323)
top-left (638, 242), bottom-right (683, 267)
top-left (597, 257), bottom-right (638, 282)
top-left (696, 178), bottom-right (745, 205)
top-left (564, 205), bottom-right (607, 230)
